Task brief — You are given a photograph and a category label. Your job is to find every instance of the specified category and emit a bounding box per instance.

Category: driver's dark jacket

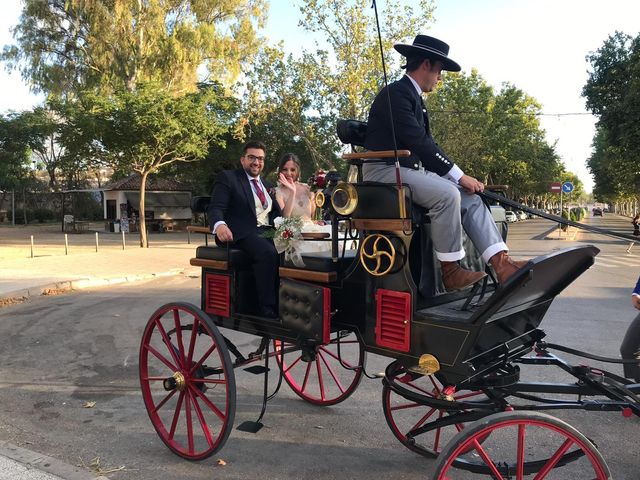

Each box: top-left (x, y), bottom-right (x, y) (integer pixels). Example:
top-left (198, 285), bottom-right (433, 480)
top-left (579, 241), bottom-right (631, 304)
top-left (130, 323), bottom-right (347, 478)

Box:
top-left (364, 75), bottom-right (455, 176)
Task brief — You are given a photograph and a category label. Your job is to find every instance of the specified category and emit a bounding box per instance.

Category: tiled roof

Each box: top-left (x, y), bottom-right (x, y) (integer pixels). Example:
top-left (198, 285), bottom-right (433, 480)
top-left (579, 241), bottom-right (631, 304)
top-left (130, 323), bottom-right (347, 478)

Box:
top-left (105, 173), bottom-right (190, 191)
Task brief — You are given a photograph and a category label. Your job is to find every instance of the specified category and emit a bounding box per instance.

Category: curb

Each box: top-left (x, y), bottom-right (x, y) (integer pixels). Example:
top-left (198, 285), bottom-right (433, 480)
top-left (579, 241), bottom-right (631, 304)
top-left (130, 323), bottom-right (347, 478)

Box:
top-left (0, 268), bottom-right (200, 308)
top-left (0, 441), bottom-right (108, 480)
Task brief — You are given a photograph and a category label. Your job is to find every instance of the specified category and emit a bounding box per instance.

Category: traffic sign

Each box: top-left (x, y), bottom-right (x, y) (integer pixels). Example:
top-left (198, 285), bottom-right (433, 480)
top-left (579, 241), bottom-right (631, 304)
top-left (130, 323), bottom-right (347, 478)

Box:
top-left (562, 181), bottom-right (574, 193)
top-left (549, 182), bottom-right (561, 193)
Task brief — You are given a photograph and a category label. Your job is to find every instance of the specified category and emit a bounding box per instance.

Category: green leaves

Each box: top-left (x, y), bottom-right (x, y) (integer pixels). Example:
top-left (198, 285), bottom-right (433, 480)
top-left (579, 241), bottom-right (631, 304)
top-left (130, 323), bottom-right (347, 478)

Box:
top-left (3, 0), bottom-right (266, 96)
top-left (583, 31), bottom-right (640, 202)
top-left (428, 71), bottom-right (562, 198)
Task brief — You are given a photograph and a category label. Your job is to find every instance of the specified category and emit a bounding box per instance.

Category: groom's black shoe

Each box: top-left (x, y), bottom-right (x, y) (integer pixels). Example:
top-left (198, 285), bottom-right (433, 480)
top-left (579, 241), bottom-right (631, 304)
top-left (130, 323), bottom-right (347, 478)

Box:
top-left (259, 306), bottom-right (278, 319)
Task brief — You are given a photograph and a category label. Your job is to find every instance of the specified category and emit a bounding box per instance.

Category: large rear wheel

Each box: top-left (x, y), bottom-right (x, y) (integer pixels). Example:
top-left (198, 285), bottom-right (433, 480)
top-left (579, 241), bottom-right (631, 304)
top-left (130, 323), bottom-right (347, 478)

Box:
top-left (431, 411), bottom-right (611, 479)
top-left (273, 329), bottom-right (365, 406)
top-left (139, 302), bottom-right (236, 460)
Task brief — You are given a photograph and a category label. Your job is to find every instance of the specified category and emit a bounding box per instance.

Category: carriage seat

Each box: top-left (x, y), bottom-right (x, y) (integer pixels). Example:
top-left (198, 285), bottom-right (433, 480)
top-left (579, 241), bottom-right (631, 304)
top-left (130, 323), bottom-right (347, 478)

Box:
top-left (192, 244), bottom-right (356, 284)
top-left (281, 249), bottom-right (357, 271)
top-left (192, 245), bottom-right (251, 270)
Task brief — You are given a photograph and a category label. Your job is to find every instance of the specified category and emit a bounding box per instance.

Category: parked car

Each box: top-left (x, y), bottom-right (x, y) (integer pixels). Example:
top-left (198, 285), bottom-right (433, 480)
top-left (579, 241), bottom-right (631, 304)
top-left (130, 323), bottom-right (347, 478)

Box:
top-left (517, 211), bottom-right (527, 221)
top-left (592, 207), bottom-right (603, 216)
top-left (505, 210), bottom-right (518, 223)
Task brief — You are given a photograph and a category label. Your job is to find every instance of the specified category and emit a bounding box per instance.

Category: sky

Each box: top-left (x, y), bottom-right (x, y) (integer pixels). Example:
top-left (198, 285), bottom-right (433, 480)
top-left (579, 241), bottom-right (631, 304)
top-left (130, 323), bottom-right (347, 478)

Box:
top-left (3, 1), bottom-right (640, 192)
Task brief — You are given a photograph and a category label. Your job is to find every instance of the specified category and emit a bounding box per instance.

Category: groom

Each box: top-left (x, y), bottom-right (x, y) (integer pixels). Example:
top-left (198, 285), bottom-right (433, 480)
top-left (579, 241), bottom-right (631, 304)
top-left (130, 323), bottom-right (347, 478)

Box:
top-left (208, 141), bottom-right (282, 318)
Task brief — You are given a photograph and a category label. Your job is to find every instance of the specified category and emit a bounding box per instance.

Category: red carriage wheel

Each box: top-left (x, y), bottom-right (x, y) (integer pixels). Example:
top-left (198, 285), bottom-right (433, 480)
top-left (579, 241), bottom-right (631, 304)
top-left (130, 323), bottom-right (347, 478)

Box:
top-left (431, 411), bottom-right (610, 479)
top-left (273, 329), bottom-right (365, 406)
top-left (382, 362), bottom-right (487, 457)
top-left (139, 302), bottom-right (236, 460)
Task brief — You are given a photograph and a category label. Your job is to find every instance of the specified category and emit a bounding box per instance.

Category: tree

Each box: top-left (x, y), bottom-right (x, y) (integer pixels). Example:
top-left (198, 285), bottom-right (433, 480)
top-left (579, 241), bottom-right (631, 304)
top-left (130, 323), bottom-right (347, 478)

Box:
top-left (3, 0), bottom-right (266, 96)
top-left (242, 46), bottom-right (340, 177)
top-left (583, 31), bottom-right (640, 204)
top-left (299, 0), bottom-right (435, 122)
top-left (0, 113), bottom-right (34, 217)
top-left (427, 71), bottom-right (562, 201)
top-left (69, 82), bottom-right (237, 246)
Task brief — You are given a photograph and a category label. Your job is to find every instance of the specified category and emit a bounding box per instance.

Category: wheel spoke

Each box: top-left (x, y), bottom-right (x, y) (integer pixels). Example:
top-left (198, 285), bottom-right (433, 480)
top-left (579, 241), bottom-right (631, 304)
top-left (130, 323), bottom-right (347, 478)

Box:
top-left (185, 391), bottom-right (194, 454)
top-left (152, 388), bottom-right (177, 414)
top-left (155, 317), bottom-right (182, 368)
top-left (318, 351), bottom-right (346, 394)
top-left (301, 361), bottom-right (312, 393)
top-left (390, 401), bottom-right (424, 412)
top-left (471, 438), bottom-right (506, 479)
top-left (433, 410), bottom-right (444, 453)
top-left (191, 378), bottom-right (227, 385)
top-left (189, 343), bottom-right (217, 376)
top-left (189, 389), bottom-right (214, 448)
top-left (533, 438), bottom-right (575, 480)
top-left (318, 345), bottom-right (356, 369)
top-left (283, 354), bottom-right (303, 374)
top-left (145, 344), bottom-right (179, 372)
top-left (186, 316), bottom-right (200, 366)
top-left (517, 423), bottom-right (526, 480)
top-left (410, 407), bottom-right (437, 432)
top-left (168, 390), bottom-right (185, 439)
top-left (173, 309), bottom-right (186, 366)
top-left (315, 356), bottom-right (326, 401)
top-left (189, 384), bottom-right (226, 421)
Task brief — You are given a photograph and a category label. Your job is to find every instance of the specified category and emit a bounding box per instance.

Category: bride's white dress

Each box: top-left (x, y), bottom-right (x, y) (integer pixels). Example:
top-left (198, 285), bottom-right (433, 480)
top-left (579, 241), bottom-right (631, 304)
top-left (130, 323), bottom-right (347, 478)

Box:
top-left (275, 184), bottom-right (331, 254)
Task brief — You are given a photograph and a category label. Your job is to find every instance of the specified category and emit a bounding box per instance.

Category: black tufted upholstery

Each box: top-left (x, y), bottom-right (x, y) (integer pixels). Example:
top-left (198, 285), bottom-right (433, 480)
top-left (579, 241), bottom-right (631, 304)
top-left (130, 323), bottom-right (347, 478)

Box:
top-left (279, 278), bottom-right (329, 343)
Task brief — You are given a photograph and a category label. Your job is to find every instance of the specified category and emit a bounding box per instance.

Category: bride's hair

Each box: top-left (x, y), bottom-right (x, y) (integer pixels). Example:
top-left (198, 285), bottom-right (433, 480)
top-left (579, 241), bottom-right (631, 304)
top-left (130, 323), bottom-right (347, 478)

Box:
top-left (277, 153), bottom-right (302, 181)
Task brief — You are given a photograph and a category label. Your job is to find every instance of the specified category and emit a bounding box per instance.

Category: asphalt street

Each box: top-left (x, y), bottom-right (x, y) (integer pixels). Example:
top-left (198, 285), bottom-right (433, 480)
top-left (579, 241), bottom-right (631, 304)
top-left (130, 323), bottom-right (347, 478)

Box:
top-left (0, 215), bottom-right (639, 479)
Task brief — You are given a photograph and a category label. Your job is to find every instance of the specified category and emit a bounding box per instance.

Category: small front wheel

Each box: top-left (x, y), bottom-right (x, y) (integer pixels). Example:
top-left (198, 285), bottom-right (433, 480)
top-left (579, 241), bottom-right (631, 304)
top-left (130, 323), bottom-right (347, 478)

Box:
top-left (139, 302), bottom-right (236, 460)
top-left (431, 411), bottom-right (611, 479)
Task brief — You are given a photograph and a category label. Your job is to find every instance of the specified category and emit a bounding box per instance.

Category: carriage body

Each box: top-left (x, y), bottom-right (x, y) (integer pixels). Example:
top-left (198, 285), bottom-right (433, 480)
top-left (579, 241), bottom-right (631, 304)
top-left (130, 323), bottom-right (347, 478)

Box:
top-left (140, 143), bottom-right (638, 477)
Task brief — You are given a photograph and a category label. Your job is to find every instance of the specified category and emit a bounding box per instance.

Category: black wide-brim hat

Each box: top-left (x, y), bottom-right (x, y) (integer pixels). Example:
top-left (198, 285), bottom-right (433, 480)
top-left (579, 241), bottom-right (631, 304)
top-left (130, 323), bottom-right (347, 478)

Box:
top-left (394, 34), bottom-right (461, 72)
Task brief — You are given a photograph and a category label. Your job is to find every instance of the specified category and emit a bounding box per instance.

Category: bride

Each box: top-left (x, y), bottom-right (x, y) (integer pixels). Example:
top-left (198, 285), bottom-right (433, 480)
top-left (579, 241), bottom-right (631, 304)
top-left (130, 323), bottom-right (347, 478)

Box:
top-left (275, 153), bottom-right (330, 253)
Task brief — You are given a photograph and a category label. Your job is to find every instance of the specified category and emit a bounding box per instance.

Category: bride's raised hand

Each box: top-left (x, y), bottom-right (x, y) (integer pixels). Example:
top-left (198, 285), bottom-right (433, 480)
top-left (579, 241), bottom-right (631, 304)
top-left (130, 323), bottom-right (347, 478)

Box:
top-left (278, 172), bottom-right (296, 193)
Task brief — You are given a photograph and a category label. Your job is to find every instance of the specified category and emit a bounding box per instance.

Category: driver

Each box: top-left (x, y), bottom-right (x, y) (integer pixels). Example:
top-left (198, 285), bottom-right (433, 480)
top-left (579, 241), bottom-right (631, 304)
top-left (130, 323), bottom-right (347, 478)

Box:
top-left (364, 34), bottom-right (527, 291)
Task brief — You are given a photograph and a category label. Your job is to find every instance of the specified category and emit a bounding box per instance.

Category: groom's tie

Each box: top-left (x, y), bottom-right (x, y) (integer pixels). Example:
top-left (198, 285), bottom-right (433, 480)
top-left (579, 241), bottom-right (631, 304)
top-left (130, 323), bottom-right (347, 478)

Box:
top-left (251, 179), bottom-right (268, 209)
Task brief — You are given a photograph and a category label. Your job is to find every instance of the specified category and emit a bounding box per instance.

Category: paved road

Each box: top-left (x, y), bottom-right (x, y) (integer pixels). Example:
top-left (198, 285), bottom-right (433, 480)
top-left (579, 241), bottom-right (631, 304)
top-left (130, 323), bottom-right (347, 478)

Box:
top-left (1, 217), bottom-right (639, 479)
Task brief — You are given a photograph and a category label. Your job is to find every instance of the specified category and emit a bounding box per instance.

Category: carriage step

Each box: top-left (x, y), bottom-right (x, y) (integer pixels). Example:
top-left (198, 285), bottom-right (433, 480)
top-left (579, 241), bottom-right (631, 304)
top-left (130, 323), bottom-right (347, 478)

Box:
top-left (236, 420), bottom-right (264, 433)
top-left (244, 365), bottom-right (270, 374)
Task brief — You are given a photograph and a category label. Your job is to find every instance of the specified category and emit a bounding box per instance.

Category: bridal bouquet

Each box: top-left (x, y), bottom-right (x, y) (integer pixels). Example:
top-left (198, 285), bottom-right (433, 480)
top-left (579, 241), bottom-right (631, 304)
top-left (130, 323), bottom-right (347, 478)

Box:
top-left (272, 216), bottom-right (305, 267)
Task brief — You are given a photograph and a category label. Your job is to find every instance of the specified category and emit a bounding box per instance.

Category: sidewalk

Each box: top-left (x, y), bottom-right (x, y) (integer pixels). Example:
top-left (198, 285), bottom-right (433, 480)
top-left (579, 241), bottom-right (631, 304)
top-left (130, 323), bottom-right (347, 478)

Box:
top-left (0, 441), bottom-right (108, 480)
top-left (0, 225), bottom-right (202, 305)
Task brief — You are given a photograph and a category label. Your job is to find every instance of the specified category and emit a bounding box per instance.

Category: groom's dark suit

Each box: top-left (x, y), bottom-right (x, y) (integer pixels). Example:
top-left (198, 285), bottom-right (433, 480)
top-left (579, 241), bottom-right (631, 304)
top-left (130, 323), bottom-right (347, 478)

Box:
top-left (208, 168), bottom-right (282, 314)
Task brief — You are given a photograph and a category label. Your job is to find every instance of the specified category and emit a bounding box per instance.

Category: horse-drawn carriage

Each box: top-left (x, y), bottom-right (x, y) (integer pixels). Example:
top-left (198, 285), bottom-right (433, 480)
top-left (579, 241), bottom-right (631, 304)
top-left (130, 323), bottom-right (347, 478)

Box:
top-left (138, 123), bottom-right (639, 478)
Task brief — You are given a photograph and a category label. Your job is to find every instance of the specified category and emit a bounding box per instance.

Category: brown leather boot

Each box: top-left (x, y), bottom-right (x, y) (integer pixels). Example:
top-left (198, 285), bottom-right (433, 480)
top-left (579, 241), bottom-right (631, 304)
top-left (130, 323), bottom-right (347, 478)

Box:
top-left (441, 261), bottom-right (487, 291)
top-left (490, 251), bottom-right (528, 284)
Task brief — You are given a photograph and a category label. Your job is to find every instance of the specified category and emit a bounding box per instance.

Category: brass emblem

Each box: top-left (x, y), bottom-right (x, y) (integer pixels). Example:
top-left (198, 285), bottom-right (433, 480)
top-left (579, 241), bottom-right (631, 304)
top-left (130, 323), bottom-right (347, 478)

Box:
top-left (315, 191), bottom-right (325, 208)
top-left (407, 354), bottom-right (441, 376)
top-left (360, 234), bottom-right (396, 276)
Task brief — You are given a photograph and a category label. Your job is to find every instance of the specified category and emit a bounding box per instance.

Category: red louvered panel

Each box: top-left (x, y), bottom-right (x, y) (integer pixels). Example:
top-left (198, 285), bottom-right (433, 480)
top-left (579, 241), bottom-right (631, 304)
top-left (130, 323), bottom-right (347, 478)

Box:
top-left (205, 273), bottom-right (230, 317)
top-left (375, 289), bottom-right (411, 352)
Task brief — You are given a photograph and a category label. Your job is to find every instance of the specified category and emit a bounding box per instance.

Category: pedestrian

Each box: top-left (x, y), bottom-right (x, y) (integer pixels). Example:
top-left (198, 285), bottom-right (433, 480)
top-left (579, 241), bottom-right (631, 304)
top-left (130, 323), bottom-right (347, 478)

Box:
top-left (632, 213), bottom-right (639, 236)
top-left (620, 275), bottom-right (640, 382)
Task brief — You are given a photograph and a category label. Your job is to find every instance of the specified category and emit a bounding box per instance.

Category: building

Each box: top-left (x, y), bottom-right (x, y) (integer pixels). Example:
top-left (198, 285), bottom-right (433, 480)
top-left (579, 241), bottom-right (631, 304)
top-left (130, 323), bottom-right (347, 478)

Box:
top-left (103, 174), bottom-right (192, 232)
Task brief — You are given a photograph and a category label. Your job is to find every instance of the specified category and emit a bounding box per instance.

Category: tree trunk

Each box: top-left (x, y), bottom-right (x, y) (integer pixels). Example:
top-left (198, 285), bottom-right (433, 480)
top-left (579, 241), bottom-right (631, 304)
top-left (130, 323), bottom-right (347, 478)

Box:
top-left (22, 187), bottom-right (27, 225)
top-left (139, 171), bottom-right (149, 248)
